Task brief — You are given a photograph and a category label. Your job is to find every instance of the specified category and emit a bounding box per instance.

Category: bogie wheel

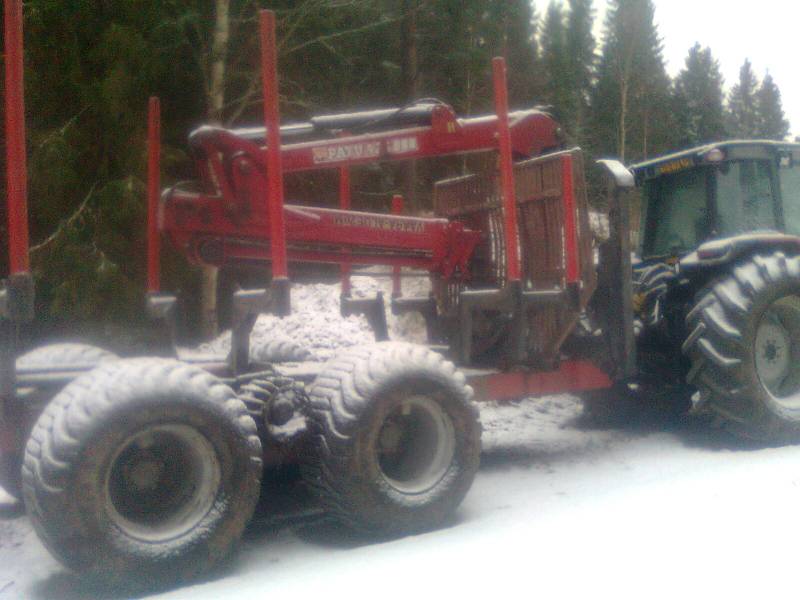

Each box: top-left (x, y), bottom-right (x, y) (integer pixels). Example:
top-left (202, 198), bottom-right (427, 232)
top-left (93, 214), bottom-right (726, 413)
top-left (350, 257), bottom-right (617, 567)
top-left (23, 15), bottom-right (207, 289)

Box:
top-left (1, 343), bottom-right (118, 502)
top-left (683, 252), bottom-right (800, 441)
top-left (303, 342), bottom-right (481, 535)
top-left (16, 342), bottom-right (118, 371)
top-left (22, 358), bottom-right (262, 586)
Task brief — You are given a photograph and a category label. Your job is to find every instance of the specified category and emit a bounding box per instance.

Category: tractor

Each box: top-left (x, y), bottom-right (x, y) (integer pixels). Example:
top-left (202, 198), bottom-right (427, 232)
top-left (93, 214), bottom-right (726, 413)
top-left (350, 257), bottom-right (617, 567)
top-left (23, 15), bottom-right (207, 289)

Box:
top-left (627, 140), bottom-right (800, 439)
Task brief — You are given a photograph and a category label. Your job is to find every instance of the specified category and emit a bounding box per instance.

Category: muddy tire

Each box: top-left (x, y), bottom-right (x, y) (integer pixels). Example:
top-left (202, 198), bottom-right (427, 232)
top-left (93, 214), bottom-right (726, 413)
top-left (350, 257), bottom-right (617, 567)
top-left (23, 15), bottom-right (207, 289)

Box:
top-left (22, 358), bottom-right (262, 585)
top-left (633, 262), bottom-right (677, 327)
top-left (303, 342), bottom-right (481, 535)
top-left (683, 252), bottom-right (800, 441)
top-left (1, 344), bottom-right (119, 502)
top-left (16, 342), bottom-right (118, 370)
top-left (250, 337), bottom-right (314, 363)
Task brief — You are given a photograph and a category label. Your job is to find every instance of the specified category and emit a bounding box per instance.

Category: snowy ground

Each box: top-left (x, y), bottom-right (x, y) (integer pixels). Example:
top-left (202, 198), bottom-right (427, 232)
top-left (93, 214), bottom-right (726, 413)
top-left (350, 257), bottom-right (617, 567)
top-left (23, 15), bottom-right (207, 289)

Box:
top-left (3, 397), bottom-right (800, 599)
top-left (3, 274), bottom-right (800, 598)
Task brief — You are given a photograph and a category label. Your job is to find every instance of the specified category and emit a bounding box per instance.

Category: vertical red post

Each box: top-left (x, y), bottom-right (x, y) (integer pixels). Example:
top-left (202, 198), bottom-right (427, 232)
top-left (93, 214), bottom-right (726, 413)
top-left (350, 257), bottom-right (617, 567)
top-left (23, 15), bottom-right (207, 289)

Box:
top-left (339, 165), bottom-right (352, 295)
top-left (4, 0), bottom-right (30, 275)
top-left (492, 57), bottom-right (521, 283)
top-left (260, 10), bottom-right (288, 281)
top-left (561, 153), bottom-right (580, 284)
top-left (146, 97), bottom-right (161, 293)
top-left (391, 194), bottom-right (404, 297)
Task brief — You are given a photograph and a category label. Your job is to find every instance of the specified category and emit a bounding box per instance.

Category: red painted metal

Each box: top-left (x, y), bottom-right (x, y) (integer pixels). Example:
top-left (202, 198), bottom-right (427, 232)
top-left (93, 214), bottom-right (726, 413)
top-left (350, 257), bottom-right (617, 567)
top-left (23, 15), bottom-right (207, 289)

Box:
top-left (163, 193), bottom-right (481, 277)
top-left (4, 0), bottom-right (30, 275)
top-left (146, 97), bottom-right (161, 293)
top-left (391, 194), bottom-right (404, 297)
top-left (492, 57), bottom-right (521, 283)
top-left (561, 153), bottom-right (580, 284)
top-left (339, 159), bottom-right (352, 295)
top-left (467, 360), bottom-right (612, 402)
top-left (189, 110), bottom-right (559, 176)
top-left (259, 10), bottom-right (288, 280)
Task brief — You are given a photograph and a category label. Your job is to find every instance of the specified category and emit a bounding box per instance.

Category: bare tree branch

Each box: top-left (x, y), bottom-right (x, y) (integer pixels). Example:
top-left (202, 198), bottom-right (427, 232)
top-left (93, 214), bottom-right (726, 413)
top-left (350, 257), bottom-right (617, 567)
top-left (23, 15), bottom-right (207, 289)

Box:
top-left (30, 183), bottom-right (98, 255)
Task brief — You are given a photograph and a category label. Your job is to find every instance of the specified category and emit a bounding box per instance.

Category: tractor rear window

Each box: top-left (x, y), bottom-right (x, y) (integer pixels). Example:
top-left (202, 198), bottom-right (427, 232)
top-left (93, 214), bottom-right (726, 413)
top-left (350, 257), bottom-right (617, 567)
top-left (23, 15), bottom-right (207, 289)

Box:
top-left (641, 168), bottom-right (709, 257)
top-left (716, 161), bottom-right (778, 235)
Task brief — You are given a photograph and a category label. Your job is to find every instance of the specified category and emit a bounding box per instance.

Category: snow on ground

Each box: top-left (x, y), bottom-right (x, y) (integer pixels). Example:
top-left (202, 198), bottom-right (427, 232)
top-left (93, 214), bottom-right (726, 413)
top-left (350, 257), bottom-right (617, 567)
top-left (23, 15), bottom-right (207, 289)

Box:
top-left (4, 400), bottom-right (800, 599)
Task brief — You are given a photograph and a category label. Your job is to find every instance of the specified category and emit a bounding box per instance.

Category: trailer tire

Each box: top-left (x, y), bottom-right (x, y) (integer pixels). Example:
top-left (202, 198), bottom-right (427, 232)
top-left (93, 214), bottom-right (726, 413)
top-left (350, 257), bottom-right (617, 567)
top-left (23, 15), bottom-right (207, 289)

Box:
top-left (683, 252), bottom-right (800, 441)
top-left (0, 344), bottom-right (119, 502)
top-left (250, 336), bottom-right (315, 363)
top-left (303, 342), bottom-right (480, 535)
top-left (16, 342), bottom-right (118, 371)
top-left (21, 358), bottom-right (262, 586)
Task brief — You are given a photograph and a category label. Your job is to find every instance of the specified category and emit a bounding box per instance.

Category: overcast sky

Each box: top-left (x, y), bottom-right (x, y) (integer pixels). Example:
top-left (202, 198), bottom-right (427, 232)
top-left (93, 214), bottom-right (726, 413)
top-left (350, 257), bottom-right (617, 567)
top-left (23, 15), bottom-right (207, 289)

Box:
top-left (593, 0), bottom-right (798, 138)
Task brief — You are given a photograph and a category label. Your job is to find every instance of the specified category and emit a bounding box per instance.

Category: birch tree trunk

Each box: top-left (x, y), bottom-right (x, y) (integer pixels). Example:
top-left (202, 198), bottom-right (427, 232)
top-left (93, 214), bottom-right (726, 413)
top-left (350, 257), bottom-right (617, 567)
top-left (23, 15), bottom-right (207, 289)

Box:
top-left (200, 0), bottom-right (230, 338)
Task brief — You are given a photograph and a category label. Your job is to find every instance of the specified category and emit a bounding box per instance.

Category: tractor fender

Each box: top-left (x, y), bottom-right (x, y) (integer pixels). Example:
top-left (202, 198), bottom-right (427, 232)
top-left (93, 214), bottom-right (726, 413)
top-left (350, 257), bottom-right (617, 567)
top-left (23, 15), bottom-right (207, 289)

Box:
top-left (680, 232), bottom-right (800, 273)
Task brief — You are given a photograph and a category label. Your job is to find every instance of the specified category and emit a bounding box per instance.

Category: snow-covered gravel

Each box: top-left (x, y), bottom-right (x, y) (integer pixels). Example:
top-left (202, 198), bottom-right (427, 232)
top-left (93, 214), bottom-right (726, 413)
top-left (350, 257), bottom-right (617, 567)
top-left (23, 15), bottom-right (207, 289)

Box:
top-left (193, 270), bottom-right (431, 361)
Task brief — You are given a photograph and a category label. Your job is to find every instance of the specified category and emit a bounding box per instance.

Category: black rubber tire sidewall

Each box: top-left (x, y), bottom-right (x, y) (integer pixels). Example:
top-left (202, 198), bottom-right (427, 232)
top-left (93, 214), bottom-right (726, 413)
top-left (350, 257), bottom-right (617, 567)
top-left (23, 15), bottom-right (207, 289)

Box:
top-left (23, 360), bottom-right (262, 585)
top-left (732, 276), bottom-right (800, 425)
top-left (344, 375), bottom-right (480, 533)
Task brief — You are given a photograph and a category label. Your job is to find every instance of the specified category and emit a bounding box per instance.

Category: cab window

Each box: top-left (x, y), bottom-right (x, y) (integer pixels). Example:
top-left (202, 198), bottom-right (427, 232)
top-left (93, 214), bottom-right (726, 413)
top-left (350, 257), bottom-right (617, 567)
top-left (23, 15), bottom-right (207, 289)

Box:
top-left (715, 160), bottom-right (779, 235)
top-left (641, 168), bottom-right (710, 257)
top-left (779, 158), bottom-right (800, 236)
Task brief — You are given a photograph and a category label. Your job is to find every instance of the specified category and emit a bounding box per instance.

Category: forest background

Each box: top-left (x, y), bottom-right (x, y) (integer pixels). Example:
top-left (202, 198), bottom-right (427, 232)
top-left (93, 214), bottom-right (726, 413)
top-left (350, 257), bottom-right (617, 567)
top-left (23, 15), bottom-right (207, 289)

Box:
top-left (0, 0), bottom-right (792, 346)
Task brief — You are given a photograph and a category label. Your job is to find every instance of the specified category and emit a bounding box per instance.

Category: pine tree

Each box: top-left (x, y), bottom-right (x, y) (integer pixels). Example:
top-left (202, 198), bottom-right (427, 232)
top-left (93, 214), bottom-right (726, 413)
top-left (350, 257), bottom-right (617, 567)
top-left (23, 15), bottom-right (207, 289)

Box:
top-left (564, 0), bottom-right (596, 145)
top-left (540, 2), bottom-right (570, 121)
top-left (756, 73), bottom-right (790, 140)
top-left (727, 59), bottom-right (760, 138)
top-left (672, 43), bottom-right (726, 146)
top-left (590, 0), bottom-right (673, 161)
top-left (486, 0), bottom-right (544, 108)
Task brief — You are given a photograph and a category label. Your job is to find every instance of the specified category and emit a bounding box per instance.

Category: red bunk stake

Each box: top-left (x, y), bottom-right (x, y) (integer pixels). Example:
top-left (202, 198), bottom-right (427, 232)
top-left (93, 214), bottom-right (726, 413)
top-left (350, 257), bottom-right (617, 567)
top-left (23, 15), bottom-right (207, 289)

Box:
top-left (260, 9), bottom-right (289, 311)
top-left (492, 57), bottom-right (521, 284)
top-left (561, 153), bottom-right (580, 285)
top-left (4, 0), bottom-right (30, 275)
top-left (146, 97), bottom-right (161, 293)
top-left (391, 194), bottom-right (404, 297)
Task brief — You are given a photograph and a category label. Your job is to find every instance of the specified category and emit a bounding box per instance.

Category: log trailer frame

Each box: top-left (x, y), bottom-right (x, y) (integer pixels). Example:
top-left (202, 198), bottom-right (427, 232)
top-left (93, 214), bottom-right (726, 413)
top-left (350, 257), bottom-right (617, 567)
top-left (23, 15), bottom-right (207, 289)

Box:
top-left (0, 4), bottom-right (636, 586)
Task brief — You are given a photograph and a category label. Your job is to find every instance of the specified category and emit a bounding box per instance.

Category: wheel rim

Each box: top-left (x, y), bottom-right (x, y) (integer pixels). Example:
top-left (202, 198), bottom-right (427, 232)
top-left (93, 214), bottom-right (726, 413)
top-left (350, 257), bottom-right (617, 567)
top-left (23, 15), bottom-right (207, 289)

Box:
top-left (755, 294), bottom-right (800, 406)
top-left (376, 395), bottom-right (456, 495)
top-left (105, 424), bottom-right (221, 542)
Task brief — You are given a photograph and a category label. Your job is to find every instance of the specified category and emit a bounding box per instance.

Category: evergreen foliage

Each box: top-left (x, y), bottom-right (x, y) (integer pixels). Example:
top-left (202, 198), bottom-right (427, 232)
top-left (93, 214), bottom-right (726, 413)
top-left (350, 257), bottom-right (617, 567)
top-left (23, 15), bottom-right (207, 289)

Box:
top-left (756, 73), bottom-right (790, 140)
top-left (0, 0), bottom-right (794, 339)
top-left (727, 59), bottom-right (760, 138)
top-left (564, 0), bottom-right (596, 145)
top-left (541, 2), bottom-right (570, 123)
top-left (591, 0), bottom-right (674, 162)
top-left (672, 43), bottom-right (726, 147)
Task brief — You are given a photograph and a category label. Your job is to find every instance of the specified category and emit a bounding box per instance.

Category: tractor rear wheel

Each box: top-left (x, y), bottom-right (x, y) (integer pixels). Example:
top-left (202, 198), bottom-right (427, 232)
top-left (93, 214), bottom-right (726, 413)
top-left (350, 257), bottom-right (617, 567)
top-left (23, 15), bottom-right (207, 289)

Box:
top-left (683, 252), bottom-right (800, 441)
top-left (22, 358), bottom-right (262, 586)
top-left (303, 342), bottom-right (481, 535)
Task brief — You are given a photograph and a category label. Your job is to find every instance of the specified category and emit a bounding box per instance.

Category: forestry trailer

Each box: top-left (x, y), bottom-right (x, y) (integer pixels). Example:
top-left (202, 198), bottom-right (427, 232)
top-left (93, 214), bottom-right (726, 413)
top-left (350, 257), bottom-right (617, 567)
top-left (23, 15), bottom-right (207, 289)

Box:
top-left (3, 2), bottom-right (800, 587)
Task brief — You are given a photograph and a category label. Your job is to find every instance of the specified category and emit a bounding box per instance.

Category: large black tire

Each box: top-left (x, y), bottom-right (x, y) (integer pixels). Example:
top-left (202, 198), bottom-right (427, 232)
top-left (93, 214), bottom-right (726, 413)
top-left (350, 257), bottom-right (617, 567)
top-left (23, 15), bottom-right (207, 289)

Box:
top-left (683, 252), bottom-right (800, 441)
top-left (16, 342), bottom-right (118, 371)
top-left (633, 262), bottom-right (677, 329)
top-left (303, 342), bottom-right (481, 535)
top-left (250, 336), bottom-right (315, 363)
top-left (0, 343), bottom-right (119, 502)
top-left (22, 358), bottom-right (262, 586)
